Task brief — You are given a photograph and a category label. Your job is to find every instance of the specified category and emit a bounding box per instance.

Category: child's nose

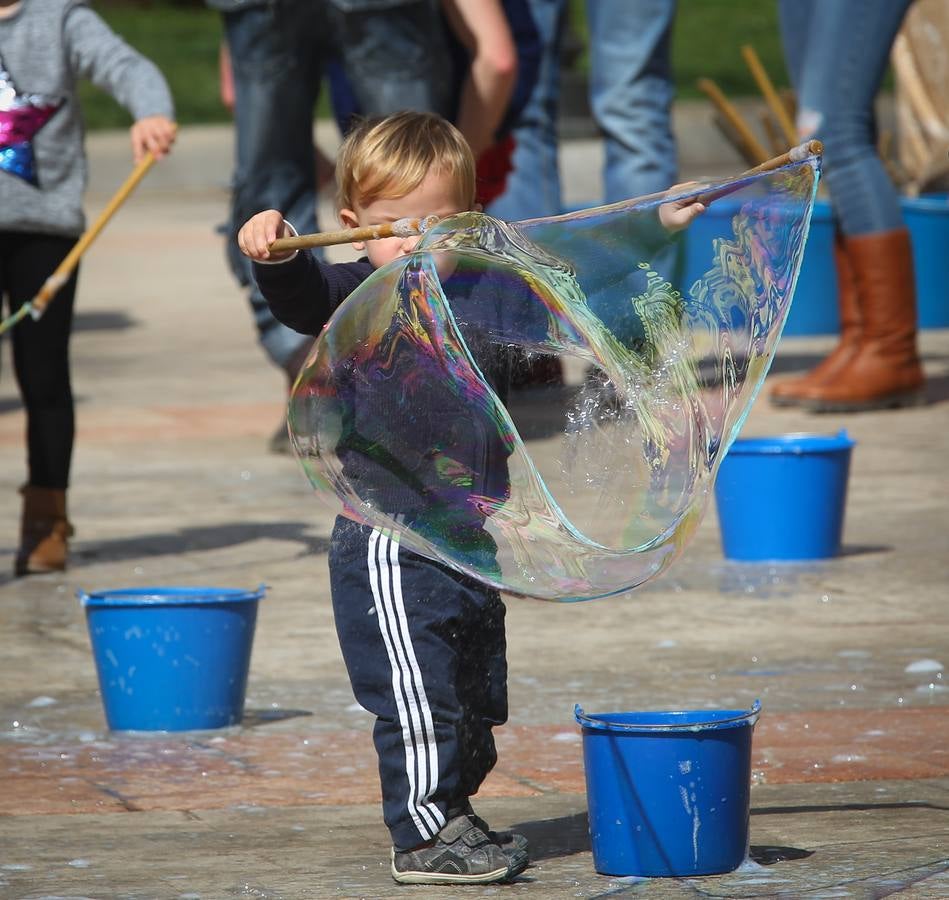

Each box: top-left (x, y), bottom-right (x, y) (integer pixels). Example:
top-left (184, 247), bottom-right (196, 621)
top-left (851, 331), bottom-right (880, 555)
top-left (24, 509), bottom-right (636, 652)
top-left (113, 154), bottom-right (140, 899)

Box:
top-left (400, 234), bottom-right (421, 254)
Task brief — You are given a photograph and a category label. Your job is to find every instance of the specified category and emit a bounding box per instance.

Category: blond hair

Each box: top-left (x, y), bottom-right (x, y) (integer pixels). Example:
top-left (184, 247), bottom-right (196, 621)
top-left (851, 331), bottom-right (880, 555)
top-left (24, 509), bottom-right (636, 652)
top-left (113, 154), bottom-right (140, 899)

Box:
top-left (336, 111), bottom-right (476, 211)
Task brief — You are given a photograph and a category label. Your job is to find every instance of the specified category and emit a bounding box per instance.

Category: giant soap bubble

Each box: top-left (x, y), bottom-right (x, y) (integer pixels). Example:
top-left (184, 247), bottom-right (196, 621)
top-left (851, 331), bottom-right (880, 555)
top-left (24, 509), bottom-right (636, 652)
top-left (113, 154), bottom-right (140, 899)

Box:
top-left (288, 153), bottom-right (820, 601)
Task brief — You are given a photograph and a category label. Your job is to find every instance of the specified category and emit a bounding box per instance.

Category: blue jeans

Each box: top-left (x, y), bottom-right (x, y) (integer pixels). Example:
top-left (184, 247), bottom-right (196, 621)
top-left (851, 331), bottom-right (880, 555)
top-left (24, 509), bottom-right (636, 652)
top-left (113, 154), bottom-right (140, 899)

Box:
top-left (487, 0), bottom-right (566, 221)
top-left (224, 2), bottom-right (326, 369)
top-left (587, 0), bottom-right (678, 204)
top-left (222, 0), bottom-right (449, 369)
top-left (779, 0), bottom-right (912, 237)
top-left (488, 0), bottom-right (677, 221)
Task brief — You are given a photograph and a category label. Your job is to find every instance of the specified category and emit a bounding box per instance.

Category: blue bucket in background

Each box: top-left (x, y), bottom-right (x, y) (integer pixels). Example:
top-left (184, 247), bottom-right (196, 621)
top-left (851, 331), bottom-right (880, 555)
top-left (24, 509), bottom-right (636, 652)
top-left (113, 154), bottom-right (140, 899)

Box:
top-left (79, 585), bottom-right (264, 732)
top-left (575, 702), bottom-right (760, 877)
top-left (901, 193), bottom-right (949, 329)
top-left (683, 198), bottom-right (837, 336)
top-left (714, 431), bottom-right (855, 561)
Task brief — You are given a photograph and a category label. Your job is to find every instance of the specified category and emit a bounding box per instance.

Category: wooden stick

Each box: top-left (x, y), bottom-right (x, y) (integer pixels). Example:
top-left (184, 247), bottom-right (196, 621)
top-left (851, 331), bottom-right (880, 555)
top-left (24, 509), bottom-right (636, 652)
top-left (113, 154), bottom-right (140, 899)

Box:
top-left (0, 152), bottom-right (158, 336)
top-left (269, 214), bottom-right (441, 253)
top-left (779, 88), bottom-right (797, 126)
top-left (711, 113), bottom-right (762, 168)
top-left (759, 109), bottom-right (786, 156)
top-left (696, 140), bottom-right (823, 205)
top-left (742, 139), bottom-right (822, 174)
top-left (696, 77), bottom-right (769, 165)
top-left (34, 152), bottom-right (158, 314)
top-left (741, 44), bottom-right (798, 147)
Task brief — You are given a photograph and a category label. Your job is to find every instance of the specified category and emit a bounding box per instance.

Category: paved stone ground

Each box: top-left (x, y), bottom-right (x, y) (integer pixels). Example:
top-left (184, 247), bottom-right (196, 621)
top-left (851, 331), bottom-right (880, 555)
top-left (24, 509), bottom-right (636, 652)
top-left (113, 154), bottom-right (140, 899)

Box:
top-left (0, 125), bottom-right (947, 899)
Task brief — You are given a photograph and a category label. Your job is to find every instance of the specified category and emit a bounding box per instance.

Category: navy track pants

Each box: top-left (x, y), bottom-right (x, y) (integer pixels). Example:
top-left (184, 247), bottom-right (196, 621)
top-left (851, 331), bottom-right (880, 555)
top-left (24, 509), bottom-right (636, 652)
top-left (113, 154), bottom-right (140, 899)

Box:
top-left (329, 516), bottom-right (508, 850)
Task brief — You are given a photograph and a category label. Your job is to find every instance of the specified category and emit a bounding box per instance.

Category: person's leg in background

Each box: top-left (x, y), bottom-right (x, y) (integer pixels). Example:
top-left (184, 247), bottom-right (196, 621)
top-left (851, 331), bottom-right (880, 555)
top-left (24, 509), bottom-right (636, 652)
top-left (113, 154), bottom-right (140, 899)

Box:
top-left (221, 1), bottom-right (326, 450)
top-left (328, 0), bottom-right (453, 122)
top-left (485, 0), bottom-right (567, 389)
top-left (772, 0), bottom-right (923, 411)
top-left (487, 0), bottom-right (567, 222)
top-left (1, 232), bottom-right (78, 575)
top-left (586, 0), bottom-right (678, 205)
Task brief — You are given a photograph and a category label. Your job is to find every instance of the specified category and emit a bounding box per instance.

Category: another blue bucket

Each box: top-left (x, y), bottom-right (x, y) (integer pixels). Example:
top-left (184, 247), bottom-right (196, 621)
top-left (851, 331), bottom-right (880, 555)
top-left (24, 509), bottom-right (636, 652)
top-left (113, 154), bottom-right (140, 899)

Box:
top-left (575, 701), bottom-right (760, 877)
top-left (714, 431), bottom-right (855, 561)
top-left (901, 193), bottom-right (949, 329)
top-left (683, 198), bottom-right (837, 336)
top-left (79, 585), bottom-right (264, 732)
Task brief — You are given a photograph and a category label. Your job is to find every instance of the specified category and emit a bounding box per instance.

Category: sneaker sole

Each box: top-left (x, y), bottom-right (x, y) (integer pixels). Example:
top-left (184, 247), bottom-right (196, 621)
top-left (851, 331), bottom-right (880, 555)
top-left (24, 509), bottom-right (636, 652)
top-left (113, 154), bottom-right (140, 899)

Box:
top-left (390, 849), bottom-right (512, 885)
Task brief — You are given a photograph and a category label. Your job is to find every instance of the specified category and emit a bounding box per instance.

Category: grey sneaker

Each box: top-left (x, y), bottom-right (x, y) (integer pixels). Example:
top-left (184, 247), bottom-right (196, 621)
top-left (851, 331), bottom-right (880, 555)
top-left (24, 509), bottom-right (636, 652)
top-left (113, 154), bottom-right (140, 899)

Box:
top-left (464, 802), bottom-right (530, 857)
top-left (391, 814), bottom-right (527, 885)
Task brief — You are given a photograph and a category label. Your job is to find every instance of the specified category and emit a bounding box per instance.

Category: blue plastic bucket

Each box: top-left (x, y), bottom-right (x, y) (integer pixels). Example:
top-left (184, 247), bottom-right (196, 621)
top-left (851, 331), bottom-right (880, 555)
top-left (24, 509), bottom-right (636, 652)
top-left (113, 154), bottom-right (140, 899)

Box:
top-left (575, 701), bottom-right (760, 877)
top-left (901, 193), bottom-right (949, 329)
top-left (714, 431), bottom-right (855, 561)
top-left (79, 585), bottom-right (264, 731)
top-left (683, 198), bottom-right (837, 336)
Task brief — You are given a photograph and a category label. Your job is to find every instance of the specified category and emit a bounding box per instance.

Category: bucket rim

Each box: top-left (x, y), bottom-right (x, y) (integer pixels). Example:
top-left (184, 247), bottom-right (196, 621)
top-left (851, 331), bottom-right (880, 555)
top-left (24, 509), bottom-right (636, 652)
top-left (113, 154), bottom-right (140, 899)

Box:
top-left (899, 193), bottom-right (949, 213)
top-left (726, 430), bottom-right (854, 455)
top-left (78, 584), bottom-right (266, 608)
top-left (574, 699), bottom-right (761, 733)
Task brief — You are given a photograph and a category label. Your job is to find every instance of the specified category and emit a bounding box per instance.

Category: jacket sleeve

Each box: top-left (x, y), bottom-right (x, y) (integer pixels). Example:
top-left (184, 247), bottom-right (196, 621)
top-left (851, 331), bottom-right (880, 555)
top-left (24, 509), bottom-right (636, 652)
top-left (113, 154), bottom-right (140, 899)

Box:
top-left (253, 253), bottom-right (373, 337)
top-left (64, 4), bottom-right (175, 120)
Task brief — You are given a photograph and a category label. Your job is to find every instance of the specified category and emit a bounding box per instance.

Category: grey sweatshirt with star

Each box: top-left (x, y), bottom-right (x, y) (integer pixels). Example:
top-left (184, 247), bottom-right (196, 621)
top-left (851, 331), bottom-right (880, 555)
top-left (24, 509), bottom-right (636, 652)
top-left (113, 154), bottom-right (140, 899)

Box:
top-left (0, 0), bottom-right (174, 237)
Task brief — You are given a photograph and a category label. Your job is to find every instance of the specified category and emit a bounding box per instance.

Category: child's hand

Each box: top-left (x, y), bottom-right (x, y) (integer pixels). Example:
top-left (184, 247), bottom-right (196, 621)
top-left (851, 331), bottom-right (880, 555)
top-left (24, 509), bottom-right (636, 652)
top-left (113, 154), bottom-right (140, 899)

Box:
top-left (130, 116), bottom-right (176, 162)
top-left (238, 210), bottom-right (294, 262)
top-left (658, 182), bottom-right (707, 233)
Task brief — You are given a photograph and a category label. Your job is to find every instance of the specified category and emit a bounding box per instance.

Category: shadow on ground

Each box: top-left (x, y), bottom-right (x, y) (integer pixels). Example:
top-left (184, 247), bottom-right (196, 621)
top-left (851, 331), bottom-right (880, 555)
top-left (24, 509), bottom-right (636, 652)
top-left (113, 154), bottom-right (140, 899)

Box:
top-left (72, 521), bottom-right (330, 565)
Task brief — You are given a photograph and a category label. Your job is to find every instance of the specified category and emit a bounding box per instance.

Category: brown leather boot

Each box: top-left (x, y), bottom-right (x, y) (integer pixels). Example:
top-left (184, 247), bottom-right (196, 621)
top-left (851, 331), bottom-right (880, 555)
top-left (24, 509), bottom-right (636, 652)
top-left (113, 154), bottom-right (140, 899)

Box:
top-left (770, 230), bottom-right (862, 406)
top-left (14, 486), bottom-right (74, 576)
top-left (798, 229), bottom-right (924, 412)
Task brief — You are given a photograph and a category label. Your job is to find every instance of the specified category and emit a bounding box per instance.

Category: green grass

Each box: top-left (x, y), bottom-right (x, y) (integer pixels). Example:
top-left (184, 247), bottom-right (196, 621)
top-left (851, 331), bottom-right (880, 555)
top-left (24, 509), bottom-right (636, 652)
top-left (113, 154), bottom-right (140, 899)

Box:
top-left (80, 1), bottom-right (795, 130)
top-left (568, 0), bottom-right (788, 101)
top-left (671, 1), bottom-right (788, 100)
top-left (78, 5), bottom-right (227, 130)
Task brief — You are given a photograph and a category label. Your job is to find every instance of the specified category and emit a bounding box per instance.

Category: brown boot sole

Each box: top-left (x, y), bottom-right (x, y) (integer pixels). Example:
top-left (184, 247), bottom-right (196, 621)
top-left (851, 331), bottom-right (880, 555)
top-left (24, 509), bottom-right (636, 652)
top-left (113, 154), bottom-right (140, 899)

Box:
top-left (14, 554), bottom-right (67, 577)
top-left (769, 392), bottom-right (806, 408)
top-left (801, 389), bottom-right (926, 414)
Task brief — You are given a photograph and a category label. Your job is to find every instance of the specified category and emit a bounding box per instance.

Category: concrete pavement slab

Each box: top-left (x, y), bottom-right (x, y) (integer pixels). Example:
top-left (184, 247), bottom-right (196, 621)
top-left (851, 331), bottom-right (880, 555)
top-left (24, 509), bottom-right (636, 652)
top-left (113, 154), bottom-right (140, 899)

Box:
top-left (0, 125), bottom-right (947, 898)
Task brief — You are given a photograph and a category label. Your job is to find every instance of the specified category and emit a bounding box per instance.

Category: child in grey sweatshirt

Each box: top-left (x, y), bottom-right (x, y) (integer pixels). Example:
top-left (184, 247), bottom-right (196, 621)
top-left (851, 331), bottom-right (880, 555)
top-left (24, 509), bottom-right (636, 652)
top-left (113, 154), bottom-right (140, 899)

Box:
top-left (0, 0), bottom-right (176, 575)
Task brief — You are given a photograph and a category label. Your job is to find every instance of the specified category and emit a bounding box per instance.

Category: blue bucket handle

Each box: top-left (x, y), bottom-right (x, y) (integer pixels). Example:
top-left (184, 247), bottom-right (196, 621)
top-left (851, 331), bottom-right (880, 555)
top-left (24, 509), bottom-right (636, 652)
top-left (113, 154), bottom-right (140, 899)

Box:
top-left (574, 699), bottom-right (761, 733)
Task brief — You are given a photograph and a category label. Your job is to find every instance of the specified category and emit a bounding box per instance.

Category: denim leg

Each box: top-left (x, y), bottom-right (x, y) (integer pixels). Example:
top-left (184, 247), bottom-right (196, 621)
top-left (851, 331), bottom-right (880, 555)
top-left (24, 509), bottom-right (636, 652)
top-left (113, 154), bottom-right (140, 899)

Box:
top-left (586, 0), bottom-right (678, 204)
top-left (223, 3), bottom-right (325, 368)
top-left (779, 0), bottom-right (912, 236)
top-left (487, 0), bottom-right (567, 221)
top-left (329, 1), bottom-right (453, 119)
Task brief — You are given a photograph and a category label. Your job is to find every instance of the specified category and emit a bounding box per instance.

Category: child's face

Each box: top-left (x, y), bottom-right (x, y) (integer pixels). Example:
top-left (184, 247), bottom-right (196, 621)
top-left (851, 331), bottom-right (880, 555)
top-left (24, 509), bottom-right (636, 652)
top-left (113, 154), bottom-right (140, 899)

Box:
top-left (339, 169), bottom-right (469, 269)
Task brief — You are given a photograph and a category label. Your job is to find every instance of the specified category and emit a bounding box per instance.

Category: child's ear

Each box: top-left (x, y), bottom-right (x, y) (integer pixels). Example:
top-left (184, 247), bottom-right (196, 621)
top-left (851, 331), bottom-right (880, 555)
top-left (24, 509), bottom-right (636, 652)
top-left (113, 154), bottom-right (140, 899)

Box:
top-left (339, 208), bottom-right (364, 251)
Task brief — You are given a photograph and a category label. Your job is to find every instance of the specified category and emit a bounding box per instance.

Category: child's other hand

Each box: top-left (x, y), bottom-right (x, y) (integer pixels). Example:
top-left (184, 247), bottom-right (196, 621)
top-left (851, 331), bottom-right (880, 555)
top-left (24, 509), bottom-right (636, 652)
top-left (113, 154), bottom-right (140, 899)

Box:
top-left (238, 210), bottom-right (294, 262)
top-left (131, 116), bottom-right (177, 162)
top-left (658, 182), bottom-right (706, 232)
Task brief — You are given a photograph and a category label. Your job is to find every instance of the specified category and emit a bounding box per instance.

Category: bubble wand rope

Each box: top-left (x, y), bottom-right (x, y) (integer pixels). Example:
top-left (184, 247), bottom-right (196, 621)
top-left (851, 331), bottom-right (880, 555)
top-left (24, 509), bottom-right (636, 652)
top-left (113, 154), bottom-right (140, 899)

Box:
top-left (266, 144), bottom-right (822, 253)
top-left (269, 214), bottom-right (442, 253)
top-left (0, 151), bottom-right (159, 337)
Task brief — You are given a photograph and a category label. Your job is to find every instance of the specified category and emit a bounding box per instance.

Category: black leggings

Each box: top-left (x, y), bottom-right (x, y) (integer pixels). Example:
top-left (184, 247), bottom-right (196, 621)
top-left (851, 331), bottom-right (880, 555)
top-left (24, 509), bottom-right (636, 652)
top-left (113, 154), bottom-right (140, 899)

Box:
top-left (0, 231), bottom-right (78, 490)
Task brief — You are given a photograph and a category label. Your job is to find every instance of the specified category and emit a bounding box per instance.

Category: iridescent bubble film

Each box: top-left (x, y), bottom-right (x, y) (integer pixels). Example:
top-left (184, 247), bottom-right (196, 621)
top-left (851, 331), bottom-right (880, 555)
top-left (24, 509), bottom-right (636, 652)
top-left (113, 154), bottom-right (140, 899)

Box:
top-left (289, 157), bottom-right (820, 600)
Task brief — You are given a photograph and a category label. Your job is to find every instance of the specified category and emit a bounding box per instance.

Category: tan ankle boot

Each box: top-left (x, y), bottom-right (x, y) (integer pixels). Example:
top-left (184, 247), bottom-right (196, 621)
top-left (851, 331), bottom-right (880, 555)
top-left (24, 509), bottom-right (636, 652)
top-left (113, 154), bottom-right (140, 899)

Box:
top-left (797, 229), bottom-right (924, 412)
top-left (14, 485), bottom-right (74, 576)
top-left (770, 231), bottom-right (862, 406)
